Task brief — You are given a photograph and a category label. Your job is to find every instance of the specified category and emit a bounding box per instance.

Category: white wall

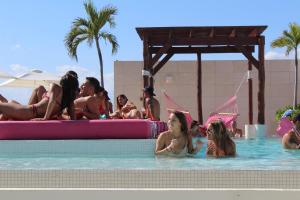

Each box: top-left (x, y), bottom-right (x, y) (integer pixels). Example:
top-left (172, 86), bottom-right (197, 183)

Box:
top-left (114, 60), bottom-right (298, 135)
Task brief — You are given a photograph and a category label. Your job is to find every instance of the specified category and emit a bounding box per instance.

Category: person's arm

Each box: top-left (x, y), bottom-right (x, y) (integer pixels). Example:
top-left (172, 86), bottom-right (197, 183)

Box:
top-left (284, 140), bottom-right (300, 149)
top-left (145, 98), bottom-right (154, 120)
top-left (108, 102), bottom-right (113, 114)
top-left (43, 84), bottom-right (60, 120)
top-left (187, 133), bottom-right (203, 154)
top-left (121, 101), bottom-right (137, 113)
top-left (206, 140), bottom-right (215, 156)
top-left (155, 134), bottom-right (184, 155)
top-left (155, 132), bottom-right (170, 155)
top-left (0, 94), bottom-right (8, 103)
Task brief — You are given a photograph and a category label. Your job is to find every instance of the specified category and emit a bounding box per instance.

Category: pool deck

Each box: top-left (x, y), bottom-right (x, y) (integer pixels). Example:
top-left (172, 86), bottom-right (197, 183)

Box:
top-left (0, 169), bottom-right (299, 189)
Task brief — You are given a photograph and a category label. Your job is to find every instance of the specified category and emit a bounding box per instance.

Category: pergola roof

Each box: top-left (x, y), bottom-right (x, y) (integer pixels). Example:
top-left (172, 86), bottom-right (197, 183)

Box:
top-left (136, 25), bottom-right (267, 124)
top-left (136, 26), bottom-right (267, 46)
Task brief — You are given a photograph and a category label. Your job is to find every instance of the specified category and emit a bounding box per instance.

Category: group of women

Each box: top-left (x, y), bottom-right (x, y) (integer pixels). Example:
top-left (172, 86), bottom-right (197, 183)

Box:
top-left (156, 111), bottom-right (236, 158)
top-left (0, 71), bottom-right (79, 120)
top-left (0, 71), bottom-right (236, 158)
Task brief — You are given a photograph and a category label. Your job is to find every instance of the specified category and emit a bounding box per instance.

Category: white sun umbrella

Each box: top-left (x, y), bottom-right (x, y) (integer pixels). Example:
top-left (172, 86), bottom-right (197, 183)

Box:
top-left (0, 69), bottom-right (61, 88)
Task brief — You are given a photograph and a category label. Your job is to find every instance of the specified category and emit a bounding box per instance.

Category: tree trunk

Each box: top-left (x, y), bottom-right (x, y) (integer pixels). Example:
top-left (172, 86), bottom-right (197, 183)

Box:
top-left (95, 37), bottom-right (104, 87)
top-left (294, 47), bottom-right (298, 109)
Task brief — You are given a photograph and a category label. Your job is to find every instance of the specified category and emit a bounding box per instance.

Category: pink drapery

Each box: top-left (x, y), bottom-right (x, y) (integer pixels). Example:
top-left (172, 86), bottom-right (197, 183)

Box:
top-left (163, 91), bottom-right (238, 128)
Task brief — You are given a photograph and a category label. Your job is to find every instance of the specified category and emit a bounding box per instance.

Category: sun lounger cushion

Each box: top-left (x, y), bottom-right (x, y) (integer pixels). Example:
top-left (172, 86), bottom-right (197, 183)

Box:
top-left (0, 119), bottom-right (160, 140)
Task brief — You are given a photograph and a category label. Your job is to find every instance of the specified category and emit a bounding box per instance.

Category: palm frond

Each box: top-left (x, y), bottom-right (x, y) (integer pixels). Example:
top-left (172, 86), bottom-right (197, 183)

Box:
top-left (271, 22), bottom-right (300, 55)
top-left (72, 17), bottom-right (90, 28)
top-left (65, 27), bottom-right (91, 60)
top-left (289, 23), bottom-right (300, 45)
top-left (99, 31), bottom-right (119, 54)
top-left (84, 1), bottom-right (98, 22)
top-left (98, 5), bottom-right (118, 29)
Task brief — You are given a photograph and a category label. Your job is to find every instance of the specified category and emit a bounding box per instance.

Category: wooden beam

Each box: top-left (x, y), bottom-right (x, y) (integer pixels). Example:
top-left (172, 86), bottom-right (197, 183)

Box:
top-left (209, 28), bottom-right (214, 37)
top-left (248, 61), bottom-right (253, 125)
top-left (235, 46), bottom-right (259, 70)
top-left (149, 37), bottom-right (259, 46)
top-left (152, 53), bottom-right (174, 76)
top-left (197, 53), bottom-right (203, 124)
top-left (150, 42), bottom-right (171, 67)
top-left (150, 46), bottom-right (255, 54)
top-left (257, 36), bottom-right (265, 124)
top-left (249, 28), bottom-right (258, 37)
top-left (143, 35), bottom-right (150, 88)
top-left (229, 29), bottom-right (236, 37)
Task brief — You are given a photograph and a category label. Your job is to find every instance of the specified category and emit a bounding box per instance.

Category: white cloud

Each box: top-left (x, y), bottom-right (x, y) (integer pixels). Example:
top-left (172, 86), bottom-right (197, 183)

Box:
top-left (10, 44), bottom-right (21, 51)
top-left (265, 51), bottom-right (290, 60)
top-left (9, 64), bottom-right (30, 75)
top-left (265, 49), bottom-right (300, 60)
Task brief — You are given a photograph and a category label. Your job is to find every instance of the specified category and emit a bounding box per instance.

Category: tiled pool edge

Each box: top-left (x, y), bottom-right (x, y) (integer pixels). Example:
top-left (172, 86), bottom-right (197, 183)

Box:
top-left (0, 170), bottom-right (299, 188)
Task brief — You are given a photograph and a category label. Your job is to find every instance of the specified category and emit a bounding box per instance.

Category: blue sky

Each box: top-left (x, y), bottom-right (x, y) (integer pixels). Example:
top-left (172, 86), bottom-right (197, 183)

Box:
top-left (0, 0), bottom-right (299, 103)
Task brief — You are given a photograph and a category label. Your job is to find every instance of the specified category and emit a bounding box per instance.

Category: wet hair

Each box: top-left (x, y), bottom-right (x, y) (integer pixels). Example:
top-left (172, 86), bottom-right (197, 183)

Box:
top-left (86, 77), bottom-right (101, 93)
top-left (96, 85), bottom-right (104, 94)
top-left (171, 111), bottom-right (188, 136)
top-left (210, 120), bottom-right (235, 156)
top-left (104, 90), bottom-right (110, 100)
top-left (66, 70), bottom-right (78, 79)
top-left (191, 120), bottom-right (199, 129)
top-left (116, 94), bottom-right (128, 110)
top-left (60, 73), bottom-right (79, 110)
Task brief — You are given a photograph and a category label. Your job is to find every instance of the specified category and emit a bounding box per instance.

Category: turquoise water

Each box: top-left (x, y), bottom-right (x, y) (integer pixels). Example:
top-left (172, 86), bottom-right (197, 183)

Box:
top-left (0, 138), bottom-right (299, 170)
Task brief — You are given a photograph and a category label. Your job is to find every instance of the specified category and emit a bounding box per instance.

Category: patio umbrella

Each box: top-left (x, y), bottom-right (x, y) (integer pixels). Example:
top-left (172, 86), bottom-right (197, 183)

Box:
top-left (0, 69), bottom-right (61, 88)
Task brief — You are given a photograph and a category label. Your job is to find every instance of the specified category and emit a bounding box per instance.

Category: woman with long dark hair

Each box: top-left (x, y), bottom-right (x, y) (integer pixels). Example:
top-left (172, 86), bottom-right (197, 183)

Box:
top-left (0, 73), bottom-right (79, 120)
top-left (155, 111), bottom-right (202, 157)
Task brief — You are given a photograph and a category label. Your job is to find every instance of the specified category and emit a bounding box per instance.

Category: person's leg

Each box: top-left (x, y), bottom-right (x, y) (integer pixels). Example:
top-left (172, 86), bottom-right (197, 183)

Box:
top-left (28, 85), bottom-right (46, 105)
top-left (0, 94), bottom-right (8, 103)
top-left (9, 100), bottom-right (21, 104)
top-left (0, 102), bottom-right (34, 120)
top-left (128, 109), bottom-right (141, 119)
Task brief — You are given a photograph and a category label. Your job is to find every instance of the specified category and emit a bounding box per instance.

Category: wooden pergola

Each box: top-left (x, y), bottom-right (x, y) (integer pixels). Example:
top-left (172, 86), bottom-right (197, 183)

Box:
top-left (136, 26), bottom-right (267, 124)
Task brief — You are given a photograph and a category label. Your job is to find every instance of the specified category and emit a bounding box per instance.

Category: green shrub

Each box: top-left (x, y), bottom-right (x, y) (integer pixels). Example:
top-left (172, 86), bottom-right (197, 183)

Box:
top-left (275, 104), bottom-right (300, 122)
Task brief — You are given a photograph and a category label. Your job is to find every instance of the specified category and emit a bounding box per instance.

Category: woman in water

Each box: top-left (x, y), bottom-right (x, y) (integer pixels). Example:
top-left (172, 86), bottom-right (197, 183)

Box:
top-left (206, 120), bottom-right (236, 157)
top-left (0, 73), bottom-right (79, 120)
top-left (155, 111), bottom-right (202, 157)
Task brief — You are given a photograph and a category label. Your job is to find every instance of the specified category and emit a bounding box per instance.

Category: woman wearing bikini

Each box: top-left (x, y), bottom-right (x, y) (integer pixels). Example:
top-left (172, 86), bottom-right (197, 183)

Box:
top-left (0, 73), bottom-right (79, 120)
top-left (155, 111), bottom-right (202, 157)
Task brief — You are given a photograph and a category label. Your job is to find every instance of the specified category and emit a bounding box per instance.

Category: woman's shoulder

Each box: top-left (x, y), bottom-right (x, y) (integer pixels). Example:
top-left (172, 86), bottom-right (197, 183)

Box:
top-left (157, 130), bottom-right (171, 139)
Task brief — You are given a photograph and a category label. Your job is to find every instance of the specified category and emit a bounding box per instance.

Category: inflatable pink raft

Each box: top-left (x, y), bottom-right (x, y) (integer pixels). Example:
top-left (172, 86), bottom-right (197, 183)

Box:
top-left (0, 119), bottom-right (167, 140)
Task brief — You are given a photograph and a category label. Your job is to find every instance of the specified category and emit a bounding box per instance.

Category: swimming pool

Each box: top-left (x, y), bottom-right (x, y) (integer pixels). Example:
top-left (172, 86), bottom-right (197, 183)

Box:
top-left (0, 137), bottom-right (298, 170)
top-left (1, 137), bottom-right (300, 189)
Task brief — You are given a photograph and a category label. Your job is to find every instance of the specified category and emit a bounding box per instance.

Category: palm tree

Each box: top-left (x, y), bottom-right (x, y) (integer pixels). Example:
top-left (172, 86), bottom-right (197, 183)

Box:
top-left (271, 23), bottom-right (300, 109)
top-left (65, 1), bottom-right (118, 87)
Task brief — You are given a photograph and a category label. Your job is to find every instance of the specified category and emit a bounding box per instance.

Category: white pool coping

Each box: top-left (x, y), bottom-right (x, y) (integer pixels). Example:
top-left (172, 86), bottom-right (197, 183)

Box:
top-left (0, 169), bottom-right (299, 189)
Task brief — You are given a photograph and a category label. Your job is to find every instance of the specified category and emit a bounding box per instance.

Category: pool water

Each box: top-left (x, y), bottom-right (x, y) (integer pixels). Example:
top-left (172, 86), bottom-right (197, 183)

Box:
top-left (0, 137), bottom-right (299, 170)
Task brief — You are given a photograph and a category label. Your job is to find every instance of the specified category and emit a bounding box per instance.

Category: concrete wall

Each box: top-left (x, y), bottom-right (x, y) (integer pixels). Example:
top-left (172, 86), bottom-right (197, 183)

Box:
top-left (114, 60), bottom-right (298, 134)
